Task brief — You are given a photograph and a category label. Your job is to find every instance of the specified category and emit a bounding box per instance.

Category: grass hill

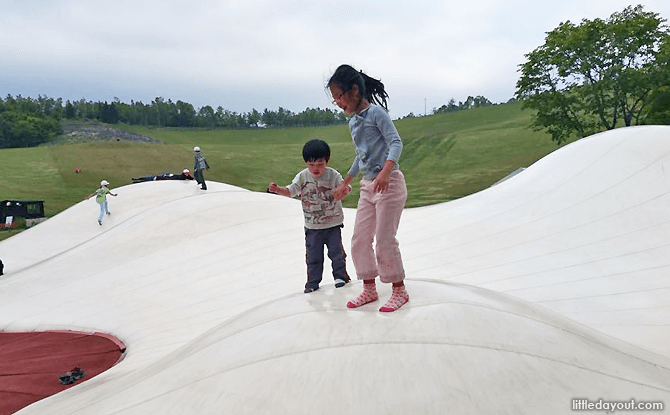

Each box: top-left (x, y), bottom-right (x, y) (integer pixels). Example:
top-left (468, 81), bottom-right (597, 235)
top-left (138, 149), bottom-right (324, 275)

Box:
top-left (0, 101), bottom-right (571, 241)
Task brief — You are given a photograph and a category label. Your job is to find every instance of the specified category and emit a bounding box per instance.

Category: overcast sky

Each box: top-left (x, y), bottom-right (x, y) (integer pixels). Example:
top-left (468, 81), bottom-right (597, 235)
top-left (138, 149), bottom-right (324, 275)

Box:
top-left (2, 1), bottom-right (669, 120)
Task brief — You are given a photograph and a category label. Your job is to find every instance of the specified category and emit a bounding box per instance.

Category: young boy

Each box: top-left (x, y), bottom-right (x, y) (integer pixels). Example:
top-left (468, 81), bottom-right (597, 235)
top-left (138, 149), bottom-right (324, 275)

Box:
top-left (269, 139), bottom-right (351, 293)
top-left (193, 146), bottom-right (210, 190)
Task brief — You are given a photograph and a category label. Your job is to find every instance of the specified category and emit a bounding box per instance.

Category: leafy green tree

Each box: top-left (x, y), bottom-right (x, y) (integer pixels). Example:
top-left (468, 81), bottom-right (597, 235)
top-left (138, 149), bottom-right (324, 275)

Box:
top-left (645, 88), bottom-right (670, 124)
top-left (174, 100), bottom-right (196, 127)
top-left (247, 109), bottom-right (261, 127)
top-left (276, 107), bottom-right (294, 126)
top-left (36, 95), bottom-right (63, 120)
top-left (197, 105), bottom-right (216, 128)
top-left (516, 5), bottom-right (670, 144)
top-left (643, 38), bottom-right (670, 124)
top-left (459, 96), bottom-right (493, 110)
top-left (65, 101), bottom-right (76, 119)
top-left (150, 97), bottom-right (168, 127)
top-left (98, 102), bottom-right (119, 124)
top-left (262, 108), bottom-right (277, 126)
top-left (434, 98), bottom-right (458, 114)
top-left (0, 95), bottom-right (62, 148)
top-left (215, 106), bottom-right (230, 128)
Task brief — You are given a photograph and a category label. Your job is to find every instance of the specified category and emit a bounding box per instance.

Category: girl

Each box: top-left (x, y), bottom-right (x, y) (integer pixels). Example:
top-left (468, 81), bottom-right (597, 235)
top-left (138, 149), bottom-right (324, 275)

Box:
top-left (329, 64), bottom-right (409, 312)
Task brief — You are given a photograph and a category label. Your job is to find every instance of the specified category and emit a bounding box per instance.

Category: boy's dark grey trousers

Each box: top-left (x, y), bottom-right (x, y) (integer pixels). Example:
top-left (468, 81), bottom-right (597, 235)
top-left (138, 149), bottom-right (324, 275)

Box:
top-left (304, 225), bottom-right (350, 290)
top-left (194, 170), bottom-right (207, 189)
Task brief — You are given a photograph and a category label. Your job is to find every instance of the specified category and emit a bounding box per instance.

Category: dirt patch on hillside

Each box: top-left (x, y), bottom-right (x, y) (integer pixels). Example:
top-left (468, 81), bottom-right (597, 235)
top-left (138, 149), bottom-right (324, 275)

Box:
top-left (54, 121), bottom-right (159, 144)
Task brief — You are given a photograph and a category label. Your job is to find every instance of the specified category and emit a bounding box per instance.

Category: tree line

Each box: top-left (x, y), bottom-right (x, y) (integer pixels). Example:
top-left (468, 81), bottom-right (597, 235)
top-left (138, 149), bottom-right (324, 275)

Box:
top-left (433, 96), bottom-right (497, 114)
top-left (64, 97), bottom-right (349, 129)
top-left (397, 95), bottom-right (500, 119)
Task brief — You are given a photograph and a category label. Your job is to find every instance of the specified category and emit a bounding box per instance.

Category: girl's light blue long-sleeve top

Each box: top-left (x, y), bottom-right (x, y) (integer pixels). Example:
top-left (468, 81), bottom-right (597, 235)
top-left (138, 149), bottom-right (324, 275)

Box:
top-left (347, 104), bottom-right (402, 180)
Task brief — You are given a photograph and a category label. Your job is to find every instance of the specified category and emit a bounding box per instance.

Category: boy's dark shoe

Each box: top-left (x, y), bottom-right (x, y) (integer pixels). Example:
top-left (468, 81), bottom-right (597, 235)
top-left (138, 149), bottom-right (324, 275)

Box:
top-left (304, 287), bottom-right (319, 293)
top-left (335, 279), bottom-right (347, 288)
top-left (59, 366), bottom-right (85, 385)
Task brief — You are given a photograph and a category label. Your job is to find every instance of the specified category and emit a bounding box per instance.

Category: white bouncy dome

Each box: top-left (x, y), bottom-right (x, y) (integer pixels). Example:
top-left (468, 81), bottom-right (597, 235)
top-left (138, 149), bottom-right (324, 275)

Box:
top-left (1, 126), bottom-right (670, 414)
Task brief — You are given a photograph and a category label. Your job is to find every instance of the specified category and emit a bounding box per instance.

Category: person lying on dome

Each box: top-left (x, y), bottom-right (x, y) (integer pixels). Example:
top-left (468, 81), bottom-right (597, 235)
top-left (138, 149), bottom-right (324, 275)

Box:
top-left (132, 169), bottom-right (195, 183)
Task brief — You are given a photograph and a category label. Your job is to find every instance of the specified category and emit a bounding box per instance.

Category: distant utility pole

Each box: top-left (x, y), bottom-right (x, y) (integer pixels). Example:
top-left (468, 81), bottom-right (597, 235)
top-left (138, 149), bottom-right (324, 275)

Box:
top-left (424, 98), bottom-right (426, 116)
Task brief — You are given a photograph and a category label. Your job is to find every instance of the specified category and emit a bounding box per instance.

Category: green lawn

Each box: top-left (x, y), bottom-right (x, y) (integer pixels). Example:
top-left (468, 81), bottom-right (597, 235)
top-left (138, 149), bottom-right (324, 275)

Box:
top-left (0, 102), bottom-right (572, 241)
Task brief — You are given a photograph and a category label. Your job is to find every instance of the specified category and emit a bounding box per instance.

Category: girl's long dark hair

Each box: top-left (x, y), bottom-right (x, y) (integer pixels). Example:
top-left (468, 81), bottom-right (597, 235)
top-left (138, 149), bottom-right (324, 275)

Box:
top-left (327, 64), bottom-right (389, 110)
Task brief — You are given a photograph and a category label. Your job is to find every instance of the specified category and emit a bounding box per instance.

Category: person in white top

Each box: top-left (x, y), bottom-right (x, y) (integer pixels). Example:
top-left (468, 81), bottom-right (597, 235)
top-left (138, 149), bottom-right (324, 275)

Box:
top-left (269, 139), bottom-right (351, 293)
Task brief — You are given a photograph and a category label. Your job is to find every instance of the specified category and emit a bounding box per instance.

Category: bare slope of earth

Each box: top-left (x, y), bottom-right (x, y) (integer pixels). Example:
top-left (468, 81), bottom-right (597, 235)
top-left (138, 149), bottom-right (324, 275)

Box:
top-left (54, 121), bottom-right (159, 144)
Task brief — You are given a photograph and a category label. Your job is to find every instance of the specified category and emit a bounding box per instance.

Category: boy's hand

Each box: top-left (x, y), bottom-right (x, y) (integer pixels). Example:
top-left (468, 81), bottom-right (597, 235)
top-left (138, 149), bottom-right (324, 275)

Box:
top-left (269, 183), bottom-right (291, 197)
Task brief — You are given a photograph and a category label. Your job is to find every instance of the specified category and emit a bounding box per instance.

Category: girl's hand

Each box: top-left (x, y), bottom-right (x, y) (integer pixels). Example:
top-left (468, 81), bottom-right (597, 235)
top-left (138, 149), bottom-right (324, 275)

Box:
top-left (373, 170), bottom-right (390, 193)
top-left (373, 160), bottom-right (396, 193)
top-left (268, 182), bottom-right (279, 194)
top-left (332, 183), bottom-right (350, 201)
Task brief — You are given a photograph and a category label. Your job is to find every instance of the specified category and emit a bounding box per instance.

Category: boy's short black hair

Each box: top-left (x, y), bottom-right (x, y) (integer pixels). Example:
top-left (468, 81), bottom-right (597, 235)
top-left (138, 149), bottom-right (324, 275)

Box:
top-left (302, 139), bottom-right (330, 162)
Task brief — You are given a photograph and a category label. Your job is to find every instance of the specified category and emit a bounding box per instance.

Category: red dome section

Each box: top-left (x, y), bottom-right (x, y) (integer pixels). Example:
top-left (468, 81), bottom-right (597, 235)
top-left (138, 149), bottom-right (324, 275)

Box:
top-left (0, 331), bottom-right (125, 415)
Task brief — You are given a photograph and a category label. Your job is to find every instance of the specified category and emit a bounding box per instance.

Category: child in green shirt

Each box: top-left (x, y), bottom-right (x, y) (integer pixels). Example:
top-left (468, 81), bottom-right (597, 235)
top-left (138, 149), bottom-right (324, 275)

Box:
top-left (86, 180), bottom-right (118, 225)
